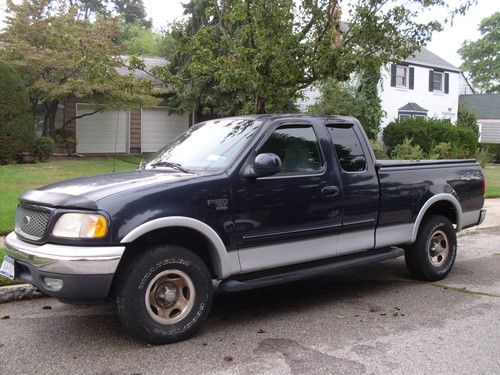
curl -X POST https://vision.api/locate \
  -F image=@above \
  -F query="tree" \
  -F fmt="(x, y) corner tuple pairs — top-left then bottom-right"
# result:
(456, 105), (479, 136)
(113, 0), (151, 27)
(63, 0), (151, 26)
(0, 60), (34, 164)
(0, 0), (159, 137)
(121, 23), (160, 55)
(459, 12), (500, 94)
(156, 0), (476, 117)
(306, 67), (383, 139)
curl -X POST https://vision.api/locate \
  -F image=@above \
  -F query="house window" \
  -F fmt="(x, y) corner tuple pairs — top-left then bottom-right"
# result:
(398, 114), (412, 121)
(433, 71), (443, 92)
(396, 65), (408, 88)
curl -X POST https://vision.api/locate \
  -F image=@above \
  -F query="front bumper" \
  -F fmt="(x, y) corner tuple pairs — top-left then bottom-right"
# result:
(5, 232), (125, 302)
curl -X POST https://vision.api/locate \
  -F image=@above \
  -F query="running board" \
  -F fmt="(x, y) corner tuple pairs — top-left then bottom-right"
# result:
(219, 247), (404, 293)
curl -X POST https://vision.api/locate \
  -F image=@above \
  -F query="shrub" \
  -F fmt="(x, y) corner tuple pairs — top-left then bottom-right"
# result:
(370, 139), (388, 159)
(430, 142), (453, 159)
(391, 138), (425, 160)
(0, 60), (34, 164)
(32, 136), (55, 162)
(456, 105), (479, 136)
(481, 143), (500, 163)
(53, 128), (77, 155)
(474, 147), (494, 167)
(382, 117), (478, 157)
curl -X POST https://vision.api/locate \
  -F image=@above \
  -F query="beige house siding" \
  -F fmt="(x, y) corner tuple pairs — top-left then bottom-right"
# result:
(479, 119), (500, 144)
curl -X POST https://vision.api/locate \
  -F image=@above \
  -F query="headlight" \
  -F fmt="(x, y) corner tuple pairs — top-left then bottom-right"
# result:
(52, 213), (108, 239)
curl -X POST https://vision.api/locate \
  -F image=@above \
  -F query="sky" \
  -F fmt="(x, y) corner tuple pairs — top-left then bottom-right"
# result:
(0, 0), (498, 68)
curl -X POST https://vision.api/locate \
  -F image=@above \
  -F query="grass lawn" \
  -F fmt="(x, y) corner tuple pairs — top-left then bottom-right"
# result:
(0, 156), (141, 234)
(483, 164), (500, 198)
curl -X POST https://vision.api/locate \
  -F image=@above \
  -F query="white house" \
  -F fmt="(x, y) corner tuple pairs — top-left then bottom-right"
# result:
(379, 47), (473, 128)
(298, 47), (475, 131)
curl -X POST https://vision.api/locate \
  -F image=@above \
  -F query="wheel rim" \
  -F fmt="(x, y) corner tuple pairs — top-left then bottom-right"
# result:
(427, 230), (450, 267)
(144, 269), (196, 325)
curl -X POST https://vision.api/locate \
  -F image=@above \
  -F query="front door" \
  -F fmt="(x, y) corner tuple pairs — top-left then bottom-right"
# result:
(230, 120), (343, 273)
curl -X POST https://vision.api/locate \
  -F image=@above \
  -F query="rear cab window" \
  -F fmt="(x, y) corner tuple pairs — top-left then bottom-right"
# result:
(326, 125), (367, 172)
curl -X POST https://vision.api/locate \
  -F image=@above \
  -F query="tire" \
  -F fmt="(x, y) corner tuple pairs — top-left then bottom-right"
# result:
(404, 215), (457, 281)
(115, 244), (213, 345)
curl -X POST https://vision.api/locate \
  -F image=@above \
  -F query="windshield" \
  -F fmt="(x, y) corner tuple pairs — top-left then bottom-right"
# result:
(145, 118), (262, 172)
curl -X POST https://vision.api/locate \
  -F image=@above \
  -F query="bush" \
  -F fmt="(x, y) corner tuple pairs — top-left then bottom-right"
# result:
(32, 136), (55, 162)
(0, 60), (34, 164)
(53, 128), (77, 155)
(370, 139), (388, 159)
(430, 142), (453, 159)
(382, 117), (478, 157)
(391, 138), (425, 160)
(474, 147), (494, 167)
(456, 105), (479, 136)
(481, 143), (500, 163)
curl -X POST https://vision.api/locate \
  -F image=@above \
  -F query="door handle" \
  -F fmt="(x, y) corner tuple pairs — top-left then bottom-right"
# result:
(321, 185), (339, 197)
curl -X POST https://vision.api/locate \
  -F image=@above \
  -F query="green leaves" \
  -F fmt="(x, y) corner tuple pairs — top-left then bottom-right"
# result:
(459, 12), (499, 94)
(159, 0), (463, 117)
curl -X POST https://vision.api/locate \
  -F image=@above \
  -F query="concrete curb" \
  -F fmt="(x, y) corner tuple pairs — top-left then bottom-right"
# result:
(0, 284), (44, 304)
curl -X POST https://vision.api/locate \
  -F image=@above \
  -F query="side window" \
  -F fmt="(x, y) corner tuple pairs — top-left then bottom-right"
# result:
(327, 126), (367, 172)
(259, 125), (323, 174)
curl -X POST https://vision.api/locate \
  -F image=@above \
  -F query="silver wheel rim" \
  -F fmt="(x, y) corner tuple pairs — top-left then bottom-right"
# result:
(144, 269), (196, 325)
(427, 230), (450, 267)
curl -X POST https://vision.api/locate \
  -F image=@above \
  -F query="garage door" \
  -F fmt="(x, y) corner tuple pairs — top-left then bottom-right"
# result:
(76, 104), (128, 153)
(141, 108), (189, 152)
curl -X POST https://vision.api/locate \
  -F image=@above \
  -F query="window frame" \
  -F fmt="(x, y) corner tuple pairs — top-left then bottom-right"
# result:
(252, 121), (327, 178)
(432, 71), (444, 92)
(395, 65), (408, 88)
(326, 123), (368, 174)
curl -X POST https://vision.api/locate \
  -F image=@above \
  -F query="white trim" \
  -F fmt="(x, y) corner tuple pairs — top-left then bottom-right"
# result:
(120, 216), (238, 279)
(411, 193), (463, 242)
(238, 234), (339, 273)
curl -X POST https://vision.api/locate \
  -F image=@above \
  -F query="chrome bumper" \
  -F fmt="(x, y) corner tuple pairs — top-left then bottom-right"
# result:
(5, 232), (125, 275)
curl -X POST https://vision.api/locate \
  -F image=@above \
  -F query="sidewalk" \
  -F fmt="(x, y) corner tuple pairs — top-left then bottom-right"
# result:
(479, 197), (500, 229)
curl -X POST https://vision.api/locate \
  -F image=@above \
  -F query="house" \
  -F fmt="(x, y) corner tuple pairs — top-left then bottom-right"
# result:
(379, 47), (473, 128)
(44, 57), (192, 155)
(298, 47), (474, 131)
(459, 94), (500, 144)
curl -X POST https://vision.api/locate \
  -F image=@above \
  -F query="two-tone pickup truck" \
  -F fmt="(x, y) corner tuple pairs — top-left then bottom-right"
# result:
(1, 115), (486, 344)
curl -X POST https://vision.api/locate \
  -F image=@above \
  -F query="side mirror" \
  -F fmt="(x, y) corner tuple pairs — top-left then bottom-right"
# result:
(243, 153), (282, 178)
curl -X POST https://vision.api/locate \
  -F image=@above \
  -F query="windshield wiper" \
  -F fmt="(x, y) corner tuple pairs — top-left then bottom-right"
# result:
(150, 161), (190, 173)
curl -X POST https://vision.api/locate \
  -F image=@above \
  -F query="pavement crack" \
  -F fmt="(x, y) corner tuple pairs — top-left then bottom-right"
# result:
(431, 284), (500, 298)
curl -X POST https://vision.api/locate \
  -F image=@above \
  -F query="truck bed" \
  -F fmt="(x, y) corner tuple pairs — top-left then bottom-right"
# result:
(376, 159), (478, 169)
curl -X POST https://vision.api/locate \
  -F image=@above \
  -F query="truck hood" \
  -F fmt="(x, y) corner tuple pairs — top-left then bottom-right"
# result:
(19, 170), (199, 210)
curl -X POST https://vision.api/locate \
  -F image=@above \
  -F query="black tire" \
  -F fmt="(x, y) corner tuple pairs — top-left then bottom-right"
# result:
(115, 244), (213, 345)
(404, 215), (457, 281)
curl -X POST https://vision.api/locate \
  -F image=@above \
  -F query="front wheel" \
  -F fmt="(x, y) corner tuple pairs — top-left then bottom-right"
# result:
(115, 244), (213, 344)
(404, 215), (457, 281)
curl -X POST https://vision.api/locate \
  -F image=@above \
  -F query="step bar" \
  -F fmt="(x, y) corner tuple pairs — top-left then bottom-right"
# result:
(219, 247), (404, 292)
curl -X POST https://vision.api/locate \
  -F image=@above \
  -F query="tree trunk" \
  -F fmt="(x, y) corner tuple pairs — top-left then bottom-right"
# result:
(47, 100), (59, 136)
(255, 95), (265, 114)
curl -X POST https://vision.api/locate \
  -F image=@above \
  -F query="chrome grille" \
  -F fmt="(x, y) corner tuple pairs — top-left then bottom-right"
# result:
(15, 206), (50, 240)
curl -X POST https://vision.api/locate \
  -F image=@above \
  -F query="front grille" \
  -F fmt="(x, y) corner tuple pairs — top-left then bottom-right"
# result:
(15, 206), (51, 240)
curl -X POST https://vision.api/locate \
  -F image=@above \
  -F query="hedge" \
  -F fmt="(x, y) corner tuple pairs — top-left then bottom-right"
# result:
(382, 117), (478, 157)
(0, 60), (34, 164)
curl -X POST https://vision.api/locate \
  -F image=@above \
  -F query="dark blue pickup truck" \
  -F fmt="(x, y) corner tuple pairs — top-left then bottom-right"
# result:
(2, 115), (486, 344)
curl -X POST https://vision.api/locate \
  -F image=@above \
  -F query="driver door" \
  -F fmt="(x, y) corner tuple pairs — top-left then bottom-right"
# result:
(230, 120), (343, 272)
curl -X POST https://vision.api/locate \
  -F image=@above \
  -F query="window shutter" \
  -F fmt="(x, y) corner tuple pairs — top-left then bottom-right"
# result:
(390, 64), (396, 87)
(409, 67), (414, 90)
(444, 73), (449, 94)
(429, 70), (434, 92)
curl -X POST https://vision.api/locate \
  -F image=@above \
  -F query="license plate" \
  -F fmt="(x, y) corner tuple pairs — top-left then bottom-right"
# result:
(0, 255), (15, 280)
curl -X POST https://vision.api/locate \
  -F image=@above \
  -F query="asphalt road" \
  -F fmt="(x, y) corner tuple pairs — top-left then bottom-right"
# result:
(1, 227), (499, 375)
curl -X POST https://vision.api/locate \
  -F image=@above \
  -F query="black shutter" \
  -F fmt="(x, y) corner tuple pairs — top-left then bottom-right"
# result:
(429, 70), (434, 92)
(444, 73), (449, 94)
(409, 67), (414, 90)
(390, 64), (397, 87)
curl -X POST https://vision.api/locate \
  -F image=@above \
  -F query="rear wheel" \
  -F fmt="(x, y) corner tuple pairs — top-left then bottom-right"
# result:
(115, 244), (213, 344)
(404, 215), (457, 281)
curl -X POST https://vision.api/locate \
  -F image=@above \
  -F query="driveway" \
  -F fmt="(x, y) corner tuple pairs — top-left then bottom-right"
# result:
(1, 224), (499, 375)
